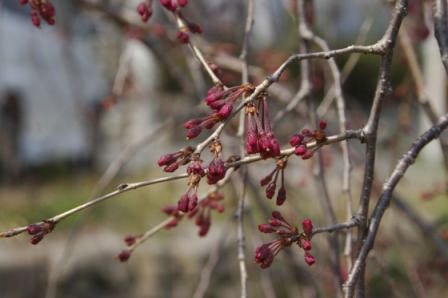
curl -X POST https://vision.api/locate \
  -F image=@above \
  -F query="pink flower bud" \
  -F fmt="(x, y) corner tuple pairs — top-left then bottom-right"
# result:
(302, 240), (312, 251)
(269, 219), (282, 227)
(301, 150), (313, 160)
(319, 120), (327, 130)
(176, 31), (189, 44)
(31, 11), (41, 28)
(30, 233), (43, 245)
(178, 194), (190, 213)
(118, 250), (131, 262)
(276, 187), (286, 206)
(301, 128), (311, 137)
(19, 0), (28, 5)
(184, 118), (202, 129)
(304, 253), (315, 266)
(188, 22), (203, 34)
(260, 173), (273, 186)
(271, 211), (285, 221)
(158, 153), (176, 166)
(258, 224), (275, 233)
(302, 219), (313, 235)
(124, 235), (136, 246)
(289, 134), (303, 146)
(218, 103), (233, 119)
(265, 182), (276, 199)
(178, 0), (188, 7)
(187, 126), (202, 139)
(295, 145), (307, 156)
(188, 194), (198, 211)
(27, 224), (42, 235)
(164, 162), (179, 172)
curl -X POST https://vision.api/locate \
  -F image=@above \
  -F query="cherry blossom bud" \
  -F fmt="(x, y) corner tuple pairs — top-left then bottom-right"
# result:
(302, 219), (313, 236)
(184, 119), (202, 129)
(265, 182), (276, 199)
(124, 235), (136, 246)
(301, 239), (312, 251)
(178, 194), (190, 212)
(258, 224), (275, 233)
(30, 233), (43, 245)
(19, 0), (28, 5)
(188, 22), (203, 34)
(276, 187), (286, 206)
(178, 0), (188, 7)
(188, 194), (198, 211)
(218, 103), (233, 119)
(269, 219), (282, 227)
(165, 218), (178, 229)
(164, 162), (179, 172)
(319, 120), (327, 130)
(176, 31), (189, 44)
(304, 252), (315, 266)
(118, 250), (131, 262)
(31, 11), (41, 28)
(301, 150), (313, 160)
(187, 126), (202, 139)
(158, 153), (176, 166)
(27, 224), (42, 235)
(295, 145), (307, 156)
(289, 134), (303, 146)
(271, 211), (285, 221)
(301, 128), (311, 137)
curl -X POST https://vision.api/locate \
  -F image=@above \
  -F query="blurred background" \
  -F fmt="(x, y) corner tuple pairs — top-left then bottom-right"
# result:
(0, 0), (447, 297)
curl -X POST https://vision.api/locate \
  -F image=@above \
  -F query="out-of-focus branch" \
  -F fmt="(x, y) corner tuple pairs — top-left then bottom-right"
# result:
(432, 0), (448, 74)
(351, 1), (408, 296)
(345, 112), (448, 298)
(398, 25), (448, 171)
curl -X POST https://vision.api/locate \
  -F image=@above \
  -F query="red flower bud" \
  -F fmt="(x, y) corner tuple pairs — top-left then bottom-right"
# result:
(302, 219), (313, 236)
(27, 224), (42, 235)
(301, 150), (313, 160)
(304, 252), (315, 266)
(271, 211), (284, 221)
(319, 120), (327, 130)
(176, 31), (189, 44)
(118, 250), (131, 262)
(124, 235), (136, 246)
(276, 187), (286, 206)
(300, 239), (312, 251)
(178, 0), (188, 7)
(30, 233), (43, 245)
(289, 134), (303, 146)
(186, 126), (202, 139)
(258, 224), (275, 233)
(295, 145), (307, 156)
(218, 103), (233, 119)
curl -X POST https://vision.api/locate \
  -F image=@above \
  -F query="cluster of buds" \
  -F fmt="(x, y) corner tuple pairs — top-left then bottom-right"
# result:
(136, 0), (153, 22)
(157, 146), (194, 173)
(245, 95), (281, 159)
(177, 156), (205, 212)
(26, 220), (55, 245)
(160, 0), (188, 12)
(289, 120), (327, 160)
(117, 234), (142, 262)
(187, 192), (224, 237)
(184, 84), (254, 139)
(260, 158), (288, 205)
(161, 192), (225, 237)
(176, 19), (203, 44)
(255, 211), (315, 268)
(206, 139), (227, 184)
(19, 0), (55, 27)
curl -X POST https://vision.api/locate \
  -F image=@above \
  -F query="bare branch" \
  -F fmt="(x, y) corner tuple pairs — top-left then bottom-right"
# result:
(345, 112), (448, 298)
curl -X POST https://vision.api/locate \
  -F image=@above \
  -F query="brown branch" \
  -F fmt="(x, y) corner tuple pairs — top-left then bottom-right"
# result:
(351, 1), (408, 296)
(432, 0), (448, 74)
(344, 112), (448, 298)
